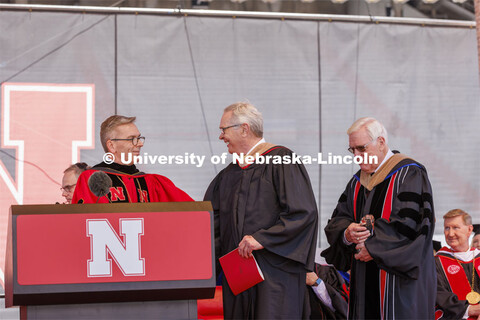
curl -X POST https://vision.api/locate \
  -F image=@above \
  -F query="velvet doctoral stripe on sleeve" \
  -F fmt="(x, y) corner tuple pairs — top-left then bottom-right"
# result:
(322, 158), (436, 319)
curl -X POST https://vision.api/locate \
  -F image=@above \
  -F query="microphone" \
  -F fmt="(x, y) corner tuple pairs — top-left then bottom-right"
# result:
(88, 171), (113, 203)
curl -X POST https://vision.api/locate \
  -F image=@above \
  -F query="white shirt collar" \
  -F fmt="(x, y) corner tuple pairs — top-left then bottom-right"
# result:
(246, 138), (266, 156)
(374, 149), (394, 173)
(449, 247), (480, 262)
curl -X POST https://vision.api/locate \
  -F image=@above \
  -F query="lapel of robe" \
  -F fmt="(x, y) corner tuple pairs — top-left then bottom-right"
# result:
(358, 153), (411, 221)
(235, 142), (277, 239)
(235, 169), (251, 240)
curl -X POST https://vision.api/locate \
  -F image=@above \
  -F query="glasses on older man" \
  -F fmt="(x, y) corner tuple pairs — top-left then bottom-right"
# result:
(348, 137), (377, 154)
(111, 136), (146, 146)
(220, 124), (241, 135)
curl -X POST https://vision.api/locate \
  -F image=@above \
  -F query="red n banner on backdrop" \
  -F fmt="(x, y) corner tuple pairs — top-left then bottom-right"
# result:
(0, 83), (95, 286)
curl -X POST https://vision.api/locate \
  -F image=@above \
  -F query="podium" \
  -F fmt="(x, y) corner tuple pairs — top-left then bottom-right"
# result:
(4, 202), (216, 319)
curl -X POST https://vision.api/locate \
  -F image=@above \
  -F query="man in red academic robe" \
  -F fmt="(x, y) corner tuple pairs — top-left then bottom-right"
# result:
(435, 209), (480, 319)
(72, 115), (192, 204)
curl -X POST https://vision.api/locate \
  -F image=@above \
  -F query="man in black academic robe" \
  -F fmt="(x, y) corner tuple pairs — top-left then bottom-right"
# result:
(204, 102), (318, 319)
(435, 209), (480, 319)
(322, 117), (436, 319)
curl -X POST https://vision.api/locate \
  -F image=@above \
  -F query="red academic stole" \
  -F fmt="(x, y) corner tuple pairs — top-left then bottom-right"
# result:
(438, 254), (480, 301)
(353, 180), (361, 221)
(352, 172), (397, 222)
(353, 172), (398, 320)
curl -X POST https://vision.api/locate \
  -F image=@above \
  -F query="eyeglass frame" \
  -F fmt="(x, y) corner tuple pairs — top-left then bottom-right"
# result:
(60, 183), (77, 193)
(348, 137), (378, 154)
(220, 124), (241, 134)
(110, 136), (146, 146)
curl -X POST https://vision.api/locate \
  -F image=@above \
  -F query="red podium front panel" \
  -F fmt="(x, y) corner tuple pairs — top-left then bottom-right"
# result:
(5, 202), (216, 307)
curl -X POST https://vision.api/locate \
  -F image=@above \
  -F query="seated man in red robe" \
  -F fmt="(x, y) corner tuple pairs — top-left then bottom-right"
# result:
(72, 115), (192, 203)
(435, 209), (480, 319)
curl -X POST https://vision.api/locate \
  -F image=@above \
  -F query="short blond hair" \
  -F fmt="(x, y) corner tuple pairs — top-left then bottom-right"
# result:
(347, 117), (388, 144)
(224, 102), (263, 138)
(100, 115), (136, 152)
(443, 208), (472, 226)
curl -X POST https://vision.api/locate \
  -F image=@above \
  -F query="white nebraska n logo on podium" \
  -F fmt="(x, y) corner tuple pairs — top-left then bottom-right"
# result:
(86, 219), (145, 277)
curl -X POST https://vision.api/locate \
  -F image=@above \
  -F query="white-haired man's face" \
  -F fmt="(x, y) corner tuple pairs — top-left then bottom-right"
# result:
(219, 111), (245, 155)
(348, 127), (386, 174)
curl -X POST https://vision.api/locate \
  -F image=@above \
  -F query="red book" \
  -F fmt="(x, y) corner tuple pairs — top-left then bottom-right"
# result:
(219, 248), (265, 295)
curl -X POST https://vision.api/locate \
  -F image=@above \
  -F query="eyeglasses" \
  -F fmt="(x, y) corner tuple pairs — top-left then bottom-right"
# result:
(220, 124), (241, 135)
(111, 136), (146, 146)
(60, 184), (76, 193)
(348, 138), (377, 154)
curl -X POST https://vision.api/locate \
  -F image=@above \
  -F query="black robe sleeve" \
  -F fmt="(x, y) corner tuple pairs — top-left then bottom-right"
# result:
(321, 179), (358, 272)
(364, 165), (434, 279)
(204, 170), (223, 277)
(250, 148), (319, 270)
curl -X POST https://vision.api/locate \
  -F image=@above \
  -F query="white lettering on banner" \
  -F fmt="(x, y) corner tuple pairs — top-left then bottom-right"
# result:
(0, 83), (95, 205)
(86, 219), (145, 277)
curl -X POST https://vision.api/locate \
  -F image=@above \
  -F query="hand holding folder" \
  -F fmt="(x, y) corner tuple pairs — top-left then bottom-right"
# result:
(219, 248), (265, 295)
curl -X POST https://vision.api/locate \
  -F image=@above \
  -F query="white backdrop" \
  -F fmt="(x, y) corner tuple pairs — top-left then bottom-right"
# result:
(0, 7), (478, 270)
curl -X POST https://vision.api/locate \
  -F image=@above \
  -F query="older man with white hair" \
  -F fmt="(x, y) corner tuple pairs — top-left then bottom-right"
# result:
(205, 102), (318, 319)
(322, 117), (436, 319)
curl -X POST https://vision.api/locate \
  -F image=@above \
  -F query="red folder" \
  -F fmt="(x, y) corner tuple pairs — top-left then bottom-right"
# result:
(219, 248), (264, 295)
